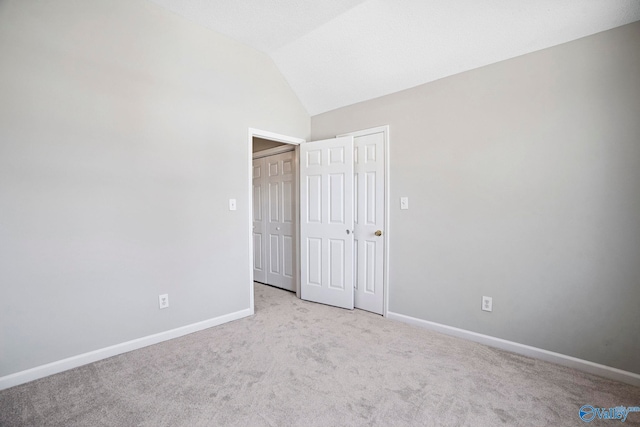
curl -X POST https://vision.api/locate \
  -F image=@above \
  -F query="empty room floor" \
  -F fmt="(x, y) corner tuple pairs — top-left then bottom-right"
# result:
(1, 282), (639, 426)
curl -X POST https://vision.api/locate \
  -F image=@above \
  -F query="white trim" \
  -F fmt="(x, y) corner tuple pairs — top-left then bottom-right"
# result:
(338, 126), (390, 317)
(249, 128), (305, 145)
(387, 311), (640, 387)
(248, 128), (305, 308)
(252, 144), (295, 160)
(383, 127), (391, 317)
(293, 145), (301, 299)
(0, 308), (252, 391)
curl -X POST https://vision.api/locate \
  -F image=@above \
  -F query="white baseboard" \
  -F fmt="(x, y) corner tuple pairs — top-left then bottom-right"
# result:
(0, 308), (252, 391)
(387, 311), (640, 388)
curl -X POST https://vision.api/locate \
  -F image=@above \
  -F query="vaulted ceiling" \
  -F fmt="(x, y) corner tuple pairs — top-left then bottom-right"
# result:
(148, 0), (640, 115)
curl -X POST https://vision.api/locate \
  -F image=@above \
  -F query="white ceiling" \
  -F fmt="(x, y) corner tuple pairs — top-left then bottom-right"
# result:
(148, 0), (640, 116)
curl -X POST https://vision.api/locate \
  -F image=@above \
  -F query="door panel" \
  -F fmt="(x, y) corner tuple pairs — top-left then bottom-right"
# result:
(252, 159), (267, 283)
(265, 151), (296, 291)
(329, 174), (345, 223)
(364, 240), (376, 293)
(300, 136), (354, 309)
(283, 235), (294, 277)
(269, 181), (279, 222)
(353, 131), (385, 314)
(253, 150), (296, 291)
(306, 237), (322, 286)
(328, 239), (345, 289)
(283, 181), (294, 222)
(269, 235), (280, 274)
(306, 175), (322, 222)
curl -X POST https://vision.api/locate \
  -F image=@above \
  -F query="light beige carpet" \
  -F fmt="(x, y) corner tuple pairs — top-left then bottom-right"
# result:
(1, 282), (639, 426)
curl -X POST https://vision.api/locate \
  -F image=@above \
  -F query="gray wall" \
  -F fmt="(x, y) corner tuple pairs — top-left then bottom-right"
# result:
(0, 0), (309, 377)
(312, 22), (640, 374)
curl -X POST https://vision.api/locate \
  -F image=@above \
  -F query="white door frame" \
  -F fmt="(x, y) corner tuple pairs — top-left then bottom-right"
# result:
(338, 125), (390, 317)
(248, 128), (305, 314)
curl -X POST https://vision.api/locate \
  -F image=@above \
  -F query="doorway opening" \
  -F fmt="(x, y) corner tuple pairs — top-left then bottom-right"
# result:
(247, 128), (305, 314)
(252, 137), (297, 293)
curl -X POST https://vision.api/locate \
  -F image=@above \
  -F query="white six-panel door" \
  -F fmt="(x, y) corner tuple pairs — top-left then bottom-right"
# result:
(265, 151), (296, 291)
(353, 131), (385, 314)
(253, 151), (296, 291)
(252, 158), (267, 283)
(300, 136), (354, 309)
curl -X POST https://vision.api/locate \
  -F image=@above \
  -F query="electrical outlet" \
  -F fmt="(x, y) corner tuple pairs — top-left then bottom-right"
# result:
(482, 296), (492, 312)
(400, 197), (409, 210)
(159, 294), (169, 309)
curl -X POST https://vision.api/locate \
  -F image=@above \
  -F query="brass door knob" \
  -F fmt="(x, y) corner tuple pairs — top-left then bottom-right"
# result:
(375, 230), (383, 237)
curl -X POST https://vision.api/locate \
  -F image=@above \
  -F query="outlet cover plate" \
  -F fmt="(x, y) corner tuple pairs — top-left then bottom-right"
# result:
(482, 296), (492, 312)
(159, 294), (169, 309)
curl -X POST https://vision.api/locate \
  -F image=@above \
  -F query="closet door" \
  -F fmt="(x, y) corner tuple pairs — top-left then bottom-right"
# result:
(353, 131), (385, 314)
(252, 158), (267, 283)
(265, 151), (296, 291)
(300, 136), (354, 309)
